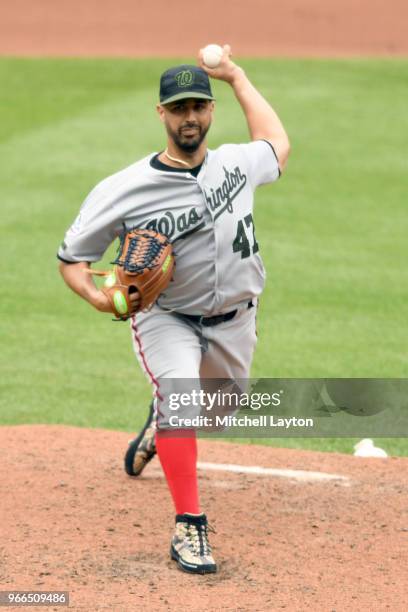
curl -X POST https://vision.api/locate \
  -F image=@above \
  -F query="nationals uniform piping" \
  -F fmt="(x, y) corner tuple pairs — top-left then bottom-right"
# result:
(58, 45), (290, 574)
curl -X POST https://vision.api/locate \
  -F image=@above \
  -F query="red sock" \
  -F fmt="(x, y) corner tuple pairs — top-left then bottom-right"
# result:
(155, 430), (200, 515)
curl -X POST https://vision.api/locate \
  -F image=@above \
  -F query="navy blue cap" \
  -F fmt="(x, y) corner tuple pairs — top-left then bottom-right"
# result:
(159, 65), (215, 105)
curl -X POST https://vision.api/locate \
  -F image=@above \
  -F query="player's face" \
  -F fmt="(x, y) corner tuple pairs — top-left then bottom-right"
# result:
(158, 99), (214, 153)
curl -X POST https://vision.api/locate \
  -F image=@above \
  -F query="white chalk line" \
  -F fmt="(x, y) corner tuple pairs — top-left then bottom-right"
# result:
(197, 461), (349, 483)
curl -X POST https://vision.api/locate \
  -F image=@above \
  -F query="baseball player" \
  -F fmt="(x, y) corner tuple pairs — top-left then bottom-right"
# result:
(58, 45), (290, 574)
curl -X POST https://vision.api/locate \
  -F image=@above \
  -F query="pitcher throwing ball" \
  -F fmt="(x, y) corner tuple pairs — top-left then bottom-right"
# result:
(58, 45), (290, 574)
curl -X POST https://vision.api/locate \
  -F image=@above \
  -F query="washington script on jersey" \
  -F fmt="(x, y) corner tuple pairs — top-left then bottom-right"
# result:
(204, 165), (247, 220)
(144, 206), (204, 240)
(131, 163), (248, 241)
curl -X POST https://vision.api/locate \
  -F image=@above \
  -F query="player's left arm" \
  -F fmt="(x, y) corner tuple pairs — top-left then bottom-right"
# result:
(198, 45), (290, 173)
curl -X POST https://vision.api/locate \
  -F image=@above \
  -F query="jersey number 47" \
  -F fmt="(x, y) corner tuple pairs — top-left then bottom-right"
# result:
(232, 213), (259, 259)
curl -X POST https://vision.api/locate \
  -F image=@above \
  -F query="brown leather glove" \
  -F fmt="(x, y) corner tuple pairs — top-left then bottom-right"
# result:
(88, 229), (174, 320)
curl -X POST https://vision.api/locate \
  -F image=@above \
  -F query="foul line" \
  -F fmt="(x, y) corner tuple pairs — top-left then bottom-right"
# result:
(197, 461), (349, 483)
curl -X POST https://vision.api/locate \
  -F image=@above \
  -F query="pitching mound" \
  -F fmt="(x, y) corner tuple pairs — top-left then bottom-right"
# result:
(0, 425), (406, 611)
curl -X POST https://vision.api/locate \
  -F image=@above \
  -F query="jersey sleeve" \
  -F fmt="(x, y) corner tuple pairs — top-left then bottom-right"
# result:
(239, 140), (281, 188)
(57, 183), (123, 263)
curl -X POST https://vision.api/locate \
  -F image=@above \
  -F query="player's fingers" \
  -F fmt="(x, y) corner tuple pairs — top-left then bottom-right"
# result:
(199, 59), (220, 76)
(198, 50), (211, 74)
(129, 291), (140, 302)
(129, 291), (141, 312)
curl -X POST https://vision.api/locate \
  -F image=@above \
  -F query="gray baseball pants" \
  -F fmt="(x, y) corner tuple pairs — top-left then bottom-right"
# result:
(130, 302), (257, 427)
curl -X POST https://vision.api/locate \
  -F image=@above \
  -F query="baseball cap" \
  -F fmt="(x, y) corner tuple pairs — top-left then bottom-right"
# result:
(159, 65), (215, 105)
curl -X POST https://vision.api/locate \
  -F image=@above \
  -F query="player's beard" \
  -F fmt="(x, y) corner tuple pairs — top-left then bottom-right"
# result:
(168, 122), (210, 153)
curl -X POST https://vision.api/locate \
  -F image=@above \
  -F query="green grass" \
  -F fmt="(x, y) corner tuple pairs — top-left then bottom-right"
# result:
(1, 57), (407, 455)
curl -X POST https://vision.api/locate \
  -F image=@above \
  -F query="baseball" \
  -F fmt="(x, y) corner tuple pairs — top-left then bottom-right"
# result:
(202, 44), (223, 69)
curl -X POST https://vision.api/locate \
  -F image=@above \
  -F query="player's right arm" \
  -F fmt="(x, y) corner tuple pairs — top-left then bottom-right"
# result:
(198, 45), (290, 172)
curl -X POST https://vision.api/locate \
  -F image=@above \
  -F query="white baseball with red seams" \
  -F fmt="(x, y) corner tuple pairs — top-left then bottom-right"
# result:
(202, 44), (223, 68)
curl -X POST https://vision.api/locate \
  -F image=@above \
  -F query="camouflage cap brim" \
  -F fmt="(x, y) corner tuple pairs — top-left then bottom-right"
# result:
(160, 92), (216, 105)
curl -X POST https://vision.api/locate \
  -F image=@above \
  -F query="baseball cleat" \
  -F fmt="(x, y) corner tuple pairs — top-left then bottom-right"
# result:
(124, 402), (157, 476)
(170, 513), (217, 574)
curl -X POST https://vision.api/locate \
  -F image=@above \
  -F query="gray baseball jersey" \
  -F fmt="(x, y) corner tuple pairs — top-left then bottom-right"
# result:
(58, 139), (280, 316)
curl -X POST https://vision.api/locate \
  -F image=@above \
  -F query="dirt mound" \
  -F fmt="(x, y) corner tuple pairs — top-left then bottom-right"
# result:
(0, 425), (407, 610)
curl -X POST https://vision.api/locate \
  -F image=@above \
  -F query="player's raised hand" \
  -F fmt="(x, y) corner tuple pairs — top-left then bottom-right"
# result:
(198, 44), (244, 84)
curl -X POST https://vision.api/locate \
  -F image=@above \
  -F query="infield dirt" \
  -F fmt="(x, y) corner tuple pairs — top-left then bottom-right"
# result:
(1, 425), (407, 611)
(0, 0), (407, 57)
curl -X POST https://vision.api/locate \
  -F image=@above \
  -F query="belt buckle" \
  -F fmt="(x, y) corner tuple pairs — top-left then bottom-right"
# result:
(198, 315), (205, 326)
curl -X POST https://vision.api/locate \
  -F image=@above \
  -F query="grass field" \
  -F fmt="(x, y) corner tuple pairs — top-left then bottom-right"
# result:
(1, 57), (407, 456)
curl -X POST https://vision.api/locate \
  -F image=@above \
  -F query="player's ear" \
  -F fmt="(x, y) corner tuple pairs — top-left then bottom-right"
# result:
(209, 101), (215, 120)
(157, 104), (165, 123)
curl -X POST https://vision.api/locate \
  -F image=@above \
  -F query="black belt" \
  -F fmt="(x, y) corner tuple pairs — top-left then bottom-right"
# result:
(176, 300), (254, 327)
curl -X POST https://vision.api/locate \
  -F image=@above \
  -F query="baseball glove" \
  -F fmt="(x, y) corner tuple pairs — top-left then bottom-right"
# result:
(88, 228), (174, 320)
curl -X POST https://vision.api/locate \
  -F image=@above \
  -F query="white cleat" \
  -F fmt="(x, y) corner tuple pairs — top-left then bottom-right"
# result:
(170, 513), (217, 574)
